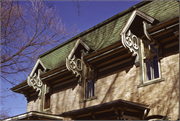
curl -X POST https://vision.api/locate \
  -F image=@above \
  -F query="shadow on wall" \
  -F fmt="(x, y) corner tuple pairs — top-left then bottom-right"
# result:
(146, 53), (179, 119)
(41, 52), (178, 119)
(93, 52), (179, 119)
(97, 65), (135, 104)
(49, 80), (80, 114)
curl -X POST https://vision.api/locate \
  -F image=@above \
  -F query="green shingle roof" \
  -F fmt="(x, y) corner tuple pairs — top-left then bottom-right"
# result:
(38, 1), (179, 71)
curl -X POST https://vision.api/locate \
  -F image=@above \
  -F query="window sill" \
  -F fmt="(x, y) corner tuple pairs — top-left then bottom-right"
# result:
(137, 78), (165, 88)
(79, 96), (97, 103)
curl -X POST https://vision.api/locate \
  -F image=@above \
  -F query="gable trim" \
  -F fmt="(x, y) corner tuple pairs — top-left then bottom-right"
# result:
(67, 39), (90, 59)
(29, 59), (47, 77)
(120, 9), (156, 35)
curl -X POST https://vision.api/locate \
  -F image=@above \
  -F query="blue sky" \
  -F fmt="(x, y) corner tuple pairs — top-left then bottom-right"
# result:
(1, 1), (141, 118)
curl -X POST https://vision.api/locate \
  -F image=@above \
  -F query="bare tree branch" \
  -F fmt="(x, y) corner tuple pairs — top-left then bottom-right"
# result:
(1, 1), (77, 85)
(0, 2), (79, 119)
(0, 108), (11, 120)
(73, 1), (83, 16)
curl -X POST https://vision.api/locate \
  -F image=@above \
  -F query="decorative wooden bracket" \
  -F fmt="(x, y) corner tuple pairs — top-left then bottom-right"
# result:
(27, 69), (43, 98)
(121, 30), (140, 66)
(142, 21), (159, 48)
(66, 52), (85, 86)
(112, 107), (127, 120)
(142, 21), (160, 60)
(120, 9), (159, 67)
(27, 59), (47, 98)
(66, 39), (96, 86)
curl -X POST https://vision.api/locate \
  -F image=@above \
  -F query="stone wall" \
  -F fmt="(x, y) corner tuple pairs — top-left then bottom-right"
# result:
(27, 97), (41, 112)
(27, 52), (179, 120)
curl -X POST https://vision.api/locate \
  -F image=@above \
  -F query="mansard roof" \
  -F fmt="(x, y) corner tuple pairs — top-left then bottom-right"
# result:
(11, 1), (179, 92)
(37, 1), (179, 71)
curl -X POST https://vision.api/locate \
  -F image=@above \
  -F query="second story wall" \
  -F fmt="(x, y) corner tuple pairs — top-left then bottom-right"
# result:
(27, 51), (179, 120)
(27, 96), (41, 112)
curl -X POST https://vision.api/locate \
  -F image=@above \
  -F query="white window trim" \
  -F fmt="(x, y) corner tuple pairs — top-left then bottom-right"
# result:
(138, 39), (164, 88)
(41, 84), (51, 112)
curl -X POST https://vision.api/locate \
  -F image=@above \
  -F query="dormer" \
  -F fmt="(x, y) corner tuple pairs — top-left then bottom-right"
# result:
(66, 39), (97, 101)
(66, 39), (95, 85)
(67, 39), (93, 60)
(120, 9), (165, 87)
(120, 9), (159, 67)
(27, 59), (47, 98)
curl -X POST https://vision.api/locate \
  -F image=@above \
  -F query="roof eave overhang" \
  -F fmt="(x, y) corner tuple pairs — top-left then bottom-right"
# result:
(59, 99), (150, 120)
(3, 111), (63, 121)
(11, 16), (179, 94)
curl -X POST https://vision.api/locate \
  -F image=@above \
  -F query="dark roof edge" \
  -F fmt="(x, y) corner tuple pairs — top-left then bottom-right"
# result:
(38, 1), (151, 58)
(58, 99), (149, 117)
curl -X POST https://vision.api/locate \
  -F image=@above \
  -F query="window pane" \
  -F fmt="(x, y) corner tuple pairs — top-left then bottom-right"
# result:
(145, 60), (151, 81)
(46, 86), (50, 93)
(85, 80), (88, 99)
(151, 59), (154, 79)
(87, 81), (90, 99)
(85, 79), (95, 99)
(153, 55), (159, 78)
(91, 79), (95, 97)
(44, 93), (50, 109)
(154, 47), (158, 54)
(151, 44), (157, 53)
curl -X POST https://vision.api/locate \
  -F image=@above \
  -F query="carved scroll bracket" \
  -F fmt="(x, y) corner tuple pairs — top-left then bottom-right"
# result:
(121, 20), (159, 66)
(121, 30), (140, 66)
(66, 54), (85, 86)
(27, 69), (43, 98)
(142, 21), (160, 60)
(66, 51), (97, 86)
(112, 107), (127, 120)
(66, 39), (96, 86)
(142, 21), (159, 47)
(120, 9), (159, 67)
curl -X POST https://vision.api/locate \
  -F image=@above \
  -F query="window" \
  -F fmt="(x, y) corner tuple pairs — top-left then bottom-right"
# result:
(85, 79), (95, 99)
(138, 39), (164, 87)
(144, 55), (159, 81)
(66, 39), (97, 102)
(143, 43), (159, 82)
(44, 93), (50, 109)
(41, 84), (50, 111)
(82, 66), (97, 101)
(44, 85), (50, 109)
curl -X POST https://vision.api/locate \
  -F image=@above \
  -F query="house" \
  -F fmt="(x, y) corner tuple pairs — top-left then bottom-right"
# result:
(4, 1), (179, 120)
